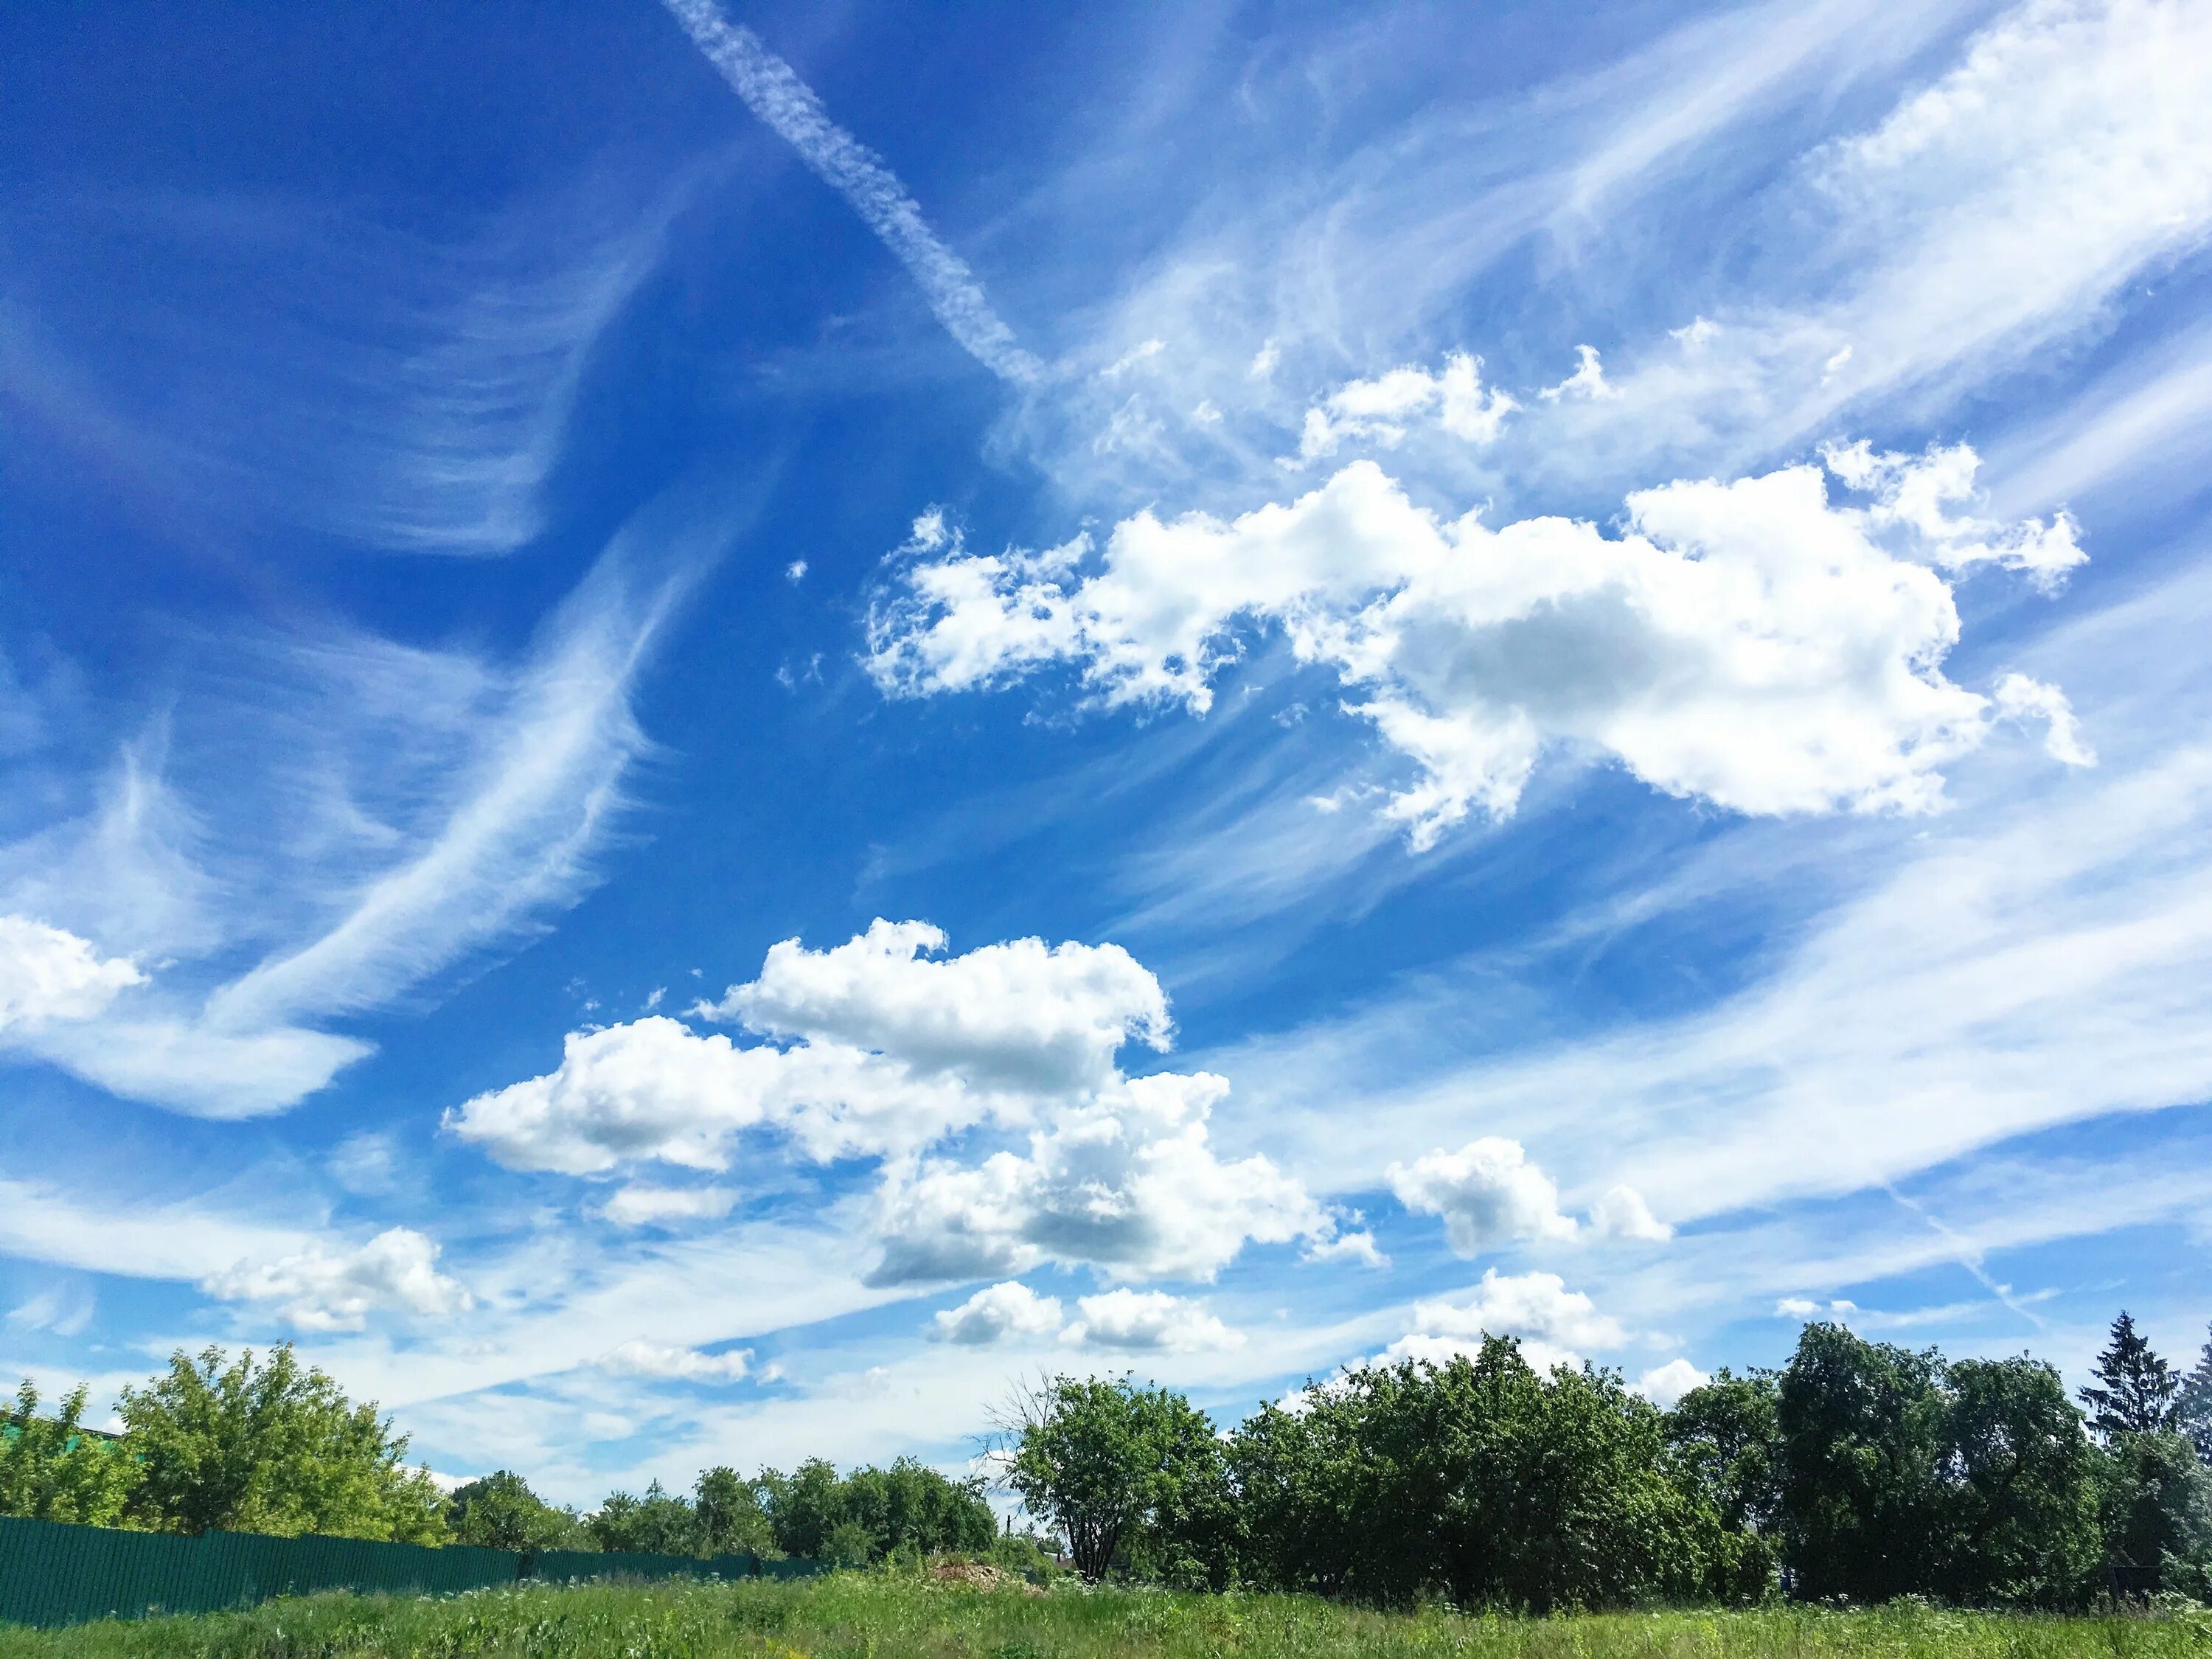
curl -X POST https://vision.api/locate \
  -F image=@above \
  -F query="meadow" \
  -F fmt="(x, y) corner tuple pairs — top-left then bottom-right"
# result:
(0, 1573), (2205, 1659)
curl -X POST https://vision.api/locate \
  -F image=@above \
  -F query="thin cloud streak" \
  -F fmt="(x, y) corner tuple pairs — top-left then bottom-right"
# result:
(662, 0), (1043, 383)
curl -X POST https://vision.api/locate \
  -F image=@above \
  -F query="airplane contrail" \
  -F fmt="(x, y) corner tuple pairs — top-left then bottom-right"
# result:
(662, 0), (1043, 384)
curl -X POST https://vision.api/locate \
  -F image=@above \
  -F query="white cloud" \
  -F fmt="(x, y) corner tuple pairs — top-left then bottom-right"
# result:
(1064, 1288), (1242, 1352)
(1537, 344), (1618, 402)
(1295, 352), (1515, 461)
(1633, 1357), (1709, 1408)
(601, 1184), (737, 1227)
(870, 455), (2067, 849)
(599, 1338), (754, 1383)
(928, 1281), (1067, 1346)
(870, 1069), (1338, 1284)
(1384, 1269), (1627, 1372)
(1587, 1184), (1672, 1241)
(1822, 441), (2084, 589)
(699, 917), (1169, 1096)
(1385, 1137), (1578, 1254)
(1777, 1296), (1857, 1320)
(661, 0), (1041, 383)
(0, 916), (144, 1032)
(201, 1228), (472, 1332)
(1993, 672), (2095, 768)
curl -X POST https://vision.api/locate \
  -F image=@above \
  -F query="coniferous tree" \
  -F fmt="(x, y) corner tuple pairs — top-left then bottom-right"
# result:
(2177, 1322), (2212, 1466)
(2079, 1312), (2178, 1441)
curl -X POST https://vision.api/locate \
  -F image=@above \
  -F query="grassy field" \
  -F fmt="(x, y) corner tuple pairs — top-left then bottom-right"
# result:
(1, 1573), (2205, 1659)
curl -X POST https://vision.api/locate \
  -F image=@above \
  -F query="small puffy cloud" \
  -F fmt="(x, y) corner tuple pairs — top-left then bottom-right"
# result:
(1587, 1183), (1672, 1241)
(1385, 1269), (1627, 1372)
(1993, 672), (2095, 767)
(600, 1183), (737, 1227)
(1064, 1288), (1242, 1352)
(869, 456), (2071, 850)
(1776, 1296), (1858, 1321)
(201, 1228), (471, 1332)
(870, 1070), (1338, 1284)
(1634, 1358), (1711, 1409)
(600, 1338), (753, 1383)
(1296, 352), (1515, 460)
(928, 1281), (1066, 1346)
(1386, 1138), (1577, 1254)
(1538, 344), (1618, 402)
(0, 917), (144, 1032)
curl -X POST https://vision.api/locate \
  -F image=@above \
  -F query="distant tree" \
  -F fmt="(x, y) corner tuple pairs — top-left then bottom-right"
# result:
(0, 1381), (134, 1527)
(841, 1457), (998, 1564)
(2093, 1430), (2212, 1597)
(117, 1346), (446, 1543)
(1000, 1374), (1229, 1584)
(759, 1458), (846, 1560)
(447, 1470), (588, 1552)
(1937, 1356), (2100, 1605)
(588, 1481), (698, 1555)
(2079, 1313), (2177, 1441)
(1775, 1323), (1947, 1601)
(693, 1466), (775, 1557)
(2174, 1323), (2212, 1467)
(1666, 1368), (1784, 1598)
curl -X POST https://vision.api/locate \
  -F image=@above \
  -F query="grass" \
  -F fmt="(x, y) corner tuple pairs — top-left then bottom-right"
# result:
(1, 1574), (2205, 1659)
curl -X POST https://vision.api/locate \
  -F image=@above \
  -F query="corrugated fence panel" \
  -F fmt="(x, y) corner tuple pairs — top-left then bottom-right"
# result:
(0, 1515), (823, 1629)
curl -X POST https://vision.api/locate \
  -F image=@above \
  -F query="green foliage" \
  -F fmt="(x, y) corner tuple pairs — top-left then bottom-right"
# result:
(1938, 1356), (2101, 1605)
(2080, 1313), (2179, 1441)
(5, 1576), (2211, 1659)
(2174, 1322), (2212, 1466)
(1004, 1374), (1231, 1585)
(588, 1480), (699, 1554)
(0, 1382), (133, 1528)
(115, 1346), (447, 1543)
(2093, 1430), (2212, 1596)
(1666, 1368), (1783, 1599)
(693, 1465), (775, 1557)
(446, 1469), (590, 1551)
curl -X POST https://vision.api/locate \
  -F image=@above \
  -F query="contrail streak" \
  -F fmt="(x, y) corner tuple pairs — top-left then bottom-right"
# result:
(662, 0), (1043, 384)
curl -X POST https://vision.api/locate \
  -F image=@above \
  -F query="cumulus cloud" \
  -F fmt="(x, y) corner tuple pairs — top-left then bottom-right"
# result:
(1386, 1138), (1578, 1254)
(1822, 441), (2084, 589)
(0, 917), (144, 1032)
(600, 1338), (754, 1382)
(1993, 672), (2095, 768)
(1064, 1288), (1242, 1352)
(1537, 344), (1618, 402)
(1295, 352), (1516, 460)
(201, 1227), (471, 1332)
(1776, 1296), (1857, 1321)
(869, 455), (2073, 849)
(1587, 1183), (1672, 1241)
(600, 1183), (737, 1227)
(871, 1069), (1339, 1284)
(928, 1280), (1066, 1346)
(1384, 1269), (1627, 1373)
(1633, 1357), (1709, 1409)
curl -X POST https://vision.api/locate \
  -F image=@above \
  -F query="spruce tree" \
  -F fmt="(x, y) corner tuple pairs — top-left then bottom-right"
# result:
(2078, 1312), (2177, 1440)
(2177, 1321), (2212, 1465)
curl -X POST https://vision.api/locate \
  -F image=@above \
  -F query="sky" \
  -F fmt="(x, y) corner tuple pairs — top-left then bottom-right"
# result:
(1, 0), (2209, 1503)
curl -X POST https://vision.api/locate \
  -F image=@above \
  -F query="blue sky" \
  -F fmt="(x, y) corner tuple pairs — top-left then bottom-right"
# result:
(3, 0), (2210, 1501)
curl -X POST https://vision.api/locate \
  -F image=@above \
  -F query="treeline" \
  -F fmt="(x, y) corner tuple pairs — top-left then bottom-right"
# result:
(0, 1346), (1002, 1568)
(1006, 1314), (2212, 1609)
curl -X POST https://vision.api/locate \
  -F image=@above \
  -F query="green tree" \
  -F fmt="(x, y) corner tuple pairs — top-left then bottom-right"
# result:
(1001, 1374), (1230, 1584)
(760, 1458), (846, 1559)
(2094, 1430), (2212, 1596)
(694, 1466), (775, 1557)
(841, 1457), (998, 1564)
(1775, 1322), (1947, 1601)
(2079, 1312), (2177, 1441)
(588, 1480), (698, 1554)
(1937, 1356), (2100, 1605)
(0, 1381), (135, 1526)
(1666, 1368), (1784, 1599)
(2174, 1322), (2212, 1466)
(447, 1470), (589, 1551)
(117, 1346), (447, 1543)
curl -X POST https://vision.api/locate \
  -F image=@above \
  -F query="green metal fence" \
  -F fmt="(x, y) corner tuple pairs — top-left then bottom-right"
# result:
(0, 1514), (824, 1629)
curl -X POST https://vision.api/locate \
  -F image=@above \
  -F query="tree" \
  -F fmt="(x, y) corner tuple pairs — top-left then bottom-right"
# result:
(1666, 1368), (1784, 1599)
(1000, 1374), (1229, 1584)
(447, 1470), (589, 1552)
(2079, 1312), (2177, 1441)
(1775, 1323), (1948, 1601)
(588, 1481), (698, 1554)
(2093, 1430), (2212, 1596)
(0, 1381), (134, 1526)
(1937, 1356), (2100, 1605)
(840, 1457), (998, 1564)
(693, 1466), (775, 1557)
(2174, 1323), (2212, 1467)
(117, 1346), (447, 1543)
(759, 1458), (846, 1560)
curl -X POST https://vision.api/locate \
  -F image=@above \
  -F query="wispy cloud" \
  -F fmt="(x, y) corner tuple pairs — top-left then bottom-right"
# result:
(661, 0), (1042, 383)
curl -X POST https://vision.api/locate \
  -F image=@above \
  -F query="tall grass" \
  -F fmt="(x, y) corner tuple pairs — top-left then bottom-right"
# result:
(1, 1574), (2205, 1659)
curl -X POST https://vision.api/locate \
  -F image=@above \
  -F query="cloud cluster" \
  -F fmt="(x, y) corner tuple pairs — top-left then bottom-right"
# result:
(1294, 353), (1515, 461)
(1387, 1138), (1669, 1252)
(0, 916), (143, 1032)
(1383, 1269), (1626, 1372)
(200, 1227), (471, 1332)
(869, 452), (2086, 849)
(451, 922), (1345, 1286)
(600, 1338), (754, 1383)
(928, 1280), (1239, 1352)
